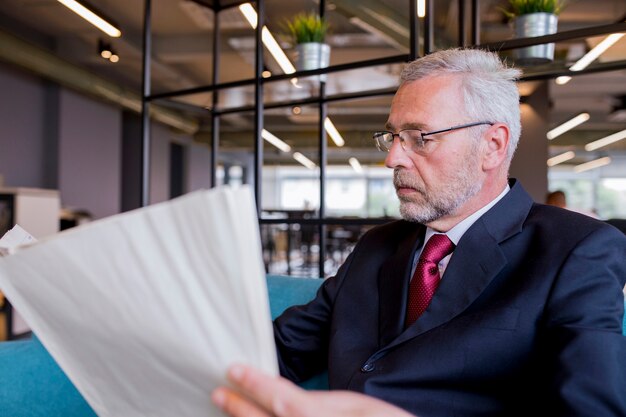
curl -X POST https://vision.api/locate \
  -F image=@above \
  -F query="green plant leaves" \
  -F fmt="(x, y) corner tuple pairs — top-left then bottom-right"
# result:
(504, 0), (566, 18)
(286, 12), (329, 44)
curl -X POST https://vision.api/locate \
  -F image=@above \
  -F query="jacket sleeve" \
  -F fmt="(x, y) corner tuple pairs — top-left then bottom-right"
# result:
(542, 225), (626, 416)
(272, 247), (358, 382)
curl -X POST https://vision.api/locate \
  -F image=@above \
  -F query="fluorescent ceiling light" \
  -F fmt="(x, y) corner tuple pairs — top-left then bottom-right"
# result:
(546, 112), (590, 140)
(584, 128), (626, 151)
(555, 32), (624, 85)
(417, 0), (426, 18)
(570, 33), (625, 72)
(349, 157), (363, 173)
(574, 156), (611, 173)
(547, 151), (575, 167)
(293, 152), (317, 169)
(238, 3), (296, 74)
(57, 0), (121, 38)
(262, 27), (296, 74)
(238, 3), (257, 27)
(261, 129), (291, 152)
(555, 76), (571, 85)
(324, 118), (345, 147)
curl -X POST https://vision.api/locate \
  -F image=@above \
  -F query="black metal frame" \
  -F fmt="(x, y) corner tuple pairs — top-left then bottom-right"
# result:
(140, 0), (152, 207)
(0, 193), (14, 340)
(140, 0), (626, 277)
(0, 193), (32, 340)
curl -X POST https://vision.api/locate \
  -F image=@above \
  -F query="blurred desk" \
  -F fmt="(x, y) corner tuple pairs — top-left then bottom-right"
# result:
(262, 209), (316, 276)
(324, 224), (363, 272)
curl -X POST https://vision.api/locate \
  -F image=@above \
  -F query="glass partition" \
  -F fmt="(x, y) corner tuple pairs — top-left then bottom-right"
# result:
(142, 0), (626, 277)
(262, 104), (321, 213)
(218, 111), (255, 189)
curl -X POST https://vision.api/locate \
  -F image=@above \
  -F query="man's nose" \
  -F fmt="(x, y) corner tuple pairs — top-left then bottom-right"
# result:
(385, 137), (409, 169)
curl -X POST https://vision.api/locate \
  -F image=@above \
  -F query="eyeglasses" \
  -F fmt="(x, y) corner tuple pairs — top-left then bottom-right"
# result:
(373, 121), (493, 154)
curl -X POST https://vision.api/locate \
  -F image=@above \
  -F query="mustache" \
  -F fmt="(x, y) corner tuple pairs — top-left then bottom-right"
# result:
(393, 169), (424, 192)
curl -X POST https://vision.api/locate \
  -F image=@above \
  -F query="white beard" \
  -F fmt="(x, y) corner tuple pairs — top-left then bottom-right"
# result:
(393, 150), (483, 224)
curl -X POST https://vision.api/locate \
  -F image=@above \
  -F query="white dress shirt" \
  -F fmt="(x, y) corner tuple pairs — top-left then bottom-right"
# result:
(411, 184), (510, 279)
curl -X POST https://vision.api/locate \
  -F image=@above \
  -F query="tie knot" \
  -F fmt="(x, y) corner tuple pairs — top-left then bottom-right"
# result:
(420, 234), (455, 264)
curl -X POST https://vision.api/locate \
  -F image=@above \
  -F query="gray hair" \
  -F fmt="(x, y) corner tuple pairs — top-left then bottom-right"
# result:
(400, 48), (522, 164)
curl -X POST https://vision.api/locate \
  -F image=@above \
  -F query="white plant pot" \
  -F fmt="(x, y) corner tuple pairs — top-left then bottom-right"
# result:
(513, 12), (558, 65)
(295, 42), (330, 81)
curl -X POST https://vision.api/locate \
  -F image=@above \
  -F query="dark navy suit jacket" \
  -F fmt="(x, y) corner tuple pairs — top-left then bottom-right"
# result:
(274, 179), (626, 417)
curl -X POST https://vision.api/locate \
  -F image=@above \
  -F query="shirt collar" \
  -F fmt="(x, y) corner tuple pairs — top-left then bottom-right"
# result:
(424, 184), (510, 246)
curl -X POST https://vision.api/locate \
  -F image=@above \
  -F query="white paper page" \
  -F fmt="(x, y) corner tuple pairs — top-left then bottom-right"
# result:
(0, 224), (36, 256)
(0, 186), (277, 417)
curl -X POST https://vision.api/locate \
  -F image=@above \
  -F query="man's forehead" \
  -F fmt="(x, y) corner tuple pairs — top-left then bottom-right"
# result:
(385, 119), (429, 131)
(386, 89), (433, 131)
(395, 75), (464, 102)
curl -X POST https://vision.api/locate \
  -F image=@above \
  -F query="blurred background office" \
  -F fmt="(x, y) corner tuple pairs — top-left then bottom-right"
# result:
(0, 0), (625, 283)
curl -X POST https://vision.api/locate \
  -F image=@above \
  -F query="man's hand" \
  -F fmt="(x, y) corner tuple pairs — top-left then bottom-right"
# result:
(212, 364), (415, 417)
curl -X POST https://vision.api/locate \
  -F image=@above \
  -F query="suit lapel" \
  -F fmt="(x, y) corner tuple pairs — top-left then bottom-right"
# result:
(380, 179), (533, 352)
(378, 225), (425, 347)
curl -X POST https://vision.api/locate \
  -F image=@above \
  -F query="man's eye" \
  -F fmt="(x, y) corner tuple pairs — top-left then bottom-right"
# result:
(405, 132), (422, 141)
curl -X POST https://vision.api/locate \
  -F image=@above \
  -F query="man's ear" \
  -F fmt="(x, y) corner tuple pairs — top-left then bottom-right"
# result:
(482, 123), (510, 171)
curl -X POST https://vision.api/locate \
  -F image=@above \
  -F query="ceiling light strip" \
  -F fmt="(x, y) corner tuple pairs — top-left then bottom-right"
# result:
(546, 112), (590, 140)
(569, 33), (625, 72)
(555, 76), (571, 85)
(547, 151), (575, 167)
(57, 0), (121, 38)
(324, 118), (345, 147)
(261, 129), (291, 152)
(417, 0), (426, 18)
(556, 32), (625, 85)
(239, 4), (296, 74)
(293, 152), (317, 169)
(261, 27), (296, 74)
(238, 3), (258, 28)
(584, 128), (626, 151)
(574, 157), (611, 173)
(349, 157), (363, 173)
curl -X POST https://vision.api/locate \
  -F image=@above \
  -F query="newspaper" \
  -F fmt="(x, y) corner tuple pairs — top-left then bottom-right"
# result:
(0, 186), (277, 417)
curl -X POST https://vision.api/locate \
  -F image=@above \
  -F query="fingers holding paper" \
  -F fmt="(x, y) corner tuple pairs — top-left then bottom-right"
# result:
(211, 364), (288, 417)
(211, 364), (415, 417)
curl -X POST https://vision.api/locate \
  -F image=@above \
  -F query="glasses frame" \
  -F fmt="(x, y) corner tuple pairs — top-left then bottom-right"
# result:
(373, 121), (494, 153)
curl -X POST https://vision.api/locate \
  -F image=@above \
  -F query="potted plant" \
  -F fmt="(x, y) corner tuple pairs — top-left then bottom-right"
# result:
(503, 0), (566, 64)
(286, 12), (330, 76)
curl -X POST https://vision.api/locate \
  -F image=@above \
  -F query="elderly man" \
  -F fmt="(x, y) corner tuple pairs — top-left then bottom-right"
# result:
(215, 48), (626, 417)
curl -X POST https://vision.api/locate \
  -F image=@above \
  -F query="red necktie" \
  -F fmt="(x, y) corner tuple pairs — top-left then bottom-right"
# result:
(405, 234), (455, 327)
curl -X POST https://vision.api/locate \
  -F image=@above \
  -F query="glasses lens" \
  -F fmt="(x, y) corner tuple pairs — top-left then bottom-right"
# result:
(374, 132), (392, 152)
(401, 130), (424, 152)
